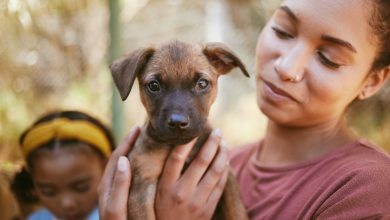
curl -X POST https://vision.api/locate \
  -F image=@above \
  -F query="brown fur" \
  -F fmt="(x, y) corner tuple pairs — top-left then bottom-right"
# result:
(110, 40), (249, 220)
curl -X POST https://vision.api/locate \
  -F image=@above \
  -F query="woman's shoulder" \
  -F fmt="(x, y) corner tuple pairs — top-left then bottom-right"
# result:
(344, 139), (390, 168)
(317, 141), (390, 218)
(229, 141), (261, 159)
(228, 140), (262, 172)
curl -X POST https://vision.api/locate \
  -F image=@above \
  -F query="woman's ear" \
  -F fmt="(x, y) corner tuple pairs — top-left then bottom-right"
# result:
(358, 66), (390, 100)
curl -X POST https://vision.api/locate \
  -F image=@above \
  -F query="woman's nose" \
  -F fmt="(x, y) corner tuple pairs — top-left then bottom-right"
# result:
(274, 42), (309, 82)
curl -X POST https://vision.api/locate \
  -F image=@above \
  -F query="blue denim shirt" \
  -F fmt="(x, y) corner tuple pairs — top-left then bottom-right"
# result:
(27, 207), (99, 220)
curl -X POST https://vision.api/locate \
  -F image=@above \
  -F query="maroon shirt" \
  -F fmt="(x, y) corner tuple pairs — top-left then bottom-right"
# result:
(230, 139), (390, 220)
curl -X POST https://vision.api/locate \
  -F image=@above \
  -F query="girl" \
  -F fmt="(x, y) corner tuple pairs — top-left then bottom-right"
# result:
(99, 0), (390, 219)
(13, 110), (114, 220)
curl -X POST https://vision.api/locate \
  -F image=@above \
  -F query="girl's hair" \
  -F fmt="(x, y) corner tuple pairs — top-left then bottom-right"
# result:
(370, 0), (390, 71)
(11, 110), (115, 204)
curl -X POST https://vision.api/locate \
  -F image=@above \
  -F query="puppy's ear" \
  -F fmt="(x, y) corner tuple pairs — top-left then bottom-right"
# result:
(203, 42), (249, 77)
(110, 47), (155, 101)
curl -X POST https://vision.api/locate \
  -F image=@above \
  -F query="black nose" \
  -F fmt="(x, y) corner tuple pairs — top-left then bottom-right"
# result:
(167, 113), (189, 130)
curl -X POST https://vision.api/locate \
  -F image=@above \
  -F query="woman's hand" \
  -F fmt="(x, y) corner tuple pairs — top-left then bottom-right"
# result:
(155, 129), (230, 220)
(98, 127), (140, 220)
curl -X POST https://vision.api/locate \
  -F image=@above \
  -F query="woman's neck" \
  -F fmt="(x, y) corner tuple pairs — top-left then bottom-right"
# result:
(258, 118), (357, 166)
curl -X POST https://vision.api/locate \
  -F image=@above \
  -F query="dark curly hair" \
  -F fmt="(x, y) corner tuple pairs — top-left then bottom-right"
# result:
(369, 0), (390, 72)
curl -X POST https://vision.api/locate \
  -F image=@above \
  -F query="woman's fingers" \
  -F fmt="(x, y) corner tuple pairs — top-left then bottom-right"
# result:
(155, 129), (229, 220)
(98, 126), (140, 198)
(204, 168), (229, 217)
(100, 156), (131, 220)
(158, 138), (197, 188)
(98, 127), (140, 220)
(193, 143), (229, 204)
(178, 129), (222, 189)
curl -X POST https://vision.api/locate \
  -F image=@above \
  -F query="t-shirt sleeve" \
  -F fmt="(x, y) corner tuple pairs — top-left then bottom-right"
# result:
(315, 164), (390, 219)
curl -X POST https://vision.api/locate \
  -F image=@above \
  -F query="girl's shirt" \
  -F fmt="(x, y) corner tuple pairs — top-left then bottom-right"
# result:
(27, 207), (99, 220)
(230, 139), (390, 220)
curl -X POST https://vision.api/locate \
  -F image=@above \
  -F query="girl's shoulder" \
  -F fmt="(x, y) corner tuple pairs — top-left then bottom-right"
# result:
(27, 208), (54, 220)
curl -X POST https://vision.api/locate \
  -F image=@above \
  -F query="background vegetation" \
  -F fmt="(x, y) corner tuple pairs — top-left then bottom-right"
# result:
(1, 0), (389, 177)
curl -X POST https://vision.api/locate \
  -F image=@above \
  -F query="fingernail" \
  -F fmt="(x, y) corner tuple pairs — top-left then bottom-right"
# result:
(220, 140), (227, 148)
(117, 156), (128, 172)
(213, 128), (222, 137)
(130, 126), (139, 133)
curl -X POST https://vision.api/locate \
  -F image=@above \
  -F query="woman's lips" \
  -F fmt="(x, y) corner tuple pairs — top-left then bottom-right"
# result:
(263, 80), (298, 103)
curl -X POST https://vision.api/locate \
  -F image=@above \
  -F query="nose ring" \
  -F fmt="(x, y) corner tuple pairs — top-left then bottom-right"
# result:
(291, 74), (301, 82)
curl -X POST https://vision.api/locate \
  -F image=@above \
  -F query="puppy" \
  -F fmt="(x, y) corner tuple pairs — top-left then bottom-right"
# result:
(110, 40), (249, 220)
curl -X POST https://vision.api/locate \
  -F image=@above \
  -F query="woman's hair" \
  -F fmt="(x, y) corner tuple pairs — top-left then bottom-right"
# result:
(11, 110), (115, 205)
(369, 0), (390, 71)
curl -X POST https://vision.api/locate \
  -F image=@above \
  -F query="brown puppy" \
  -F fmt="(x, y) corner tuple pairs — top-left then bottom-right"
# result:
(110, 40), (249, 220)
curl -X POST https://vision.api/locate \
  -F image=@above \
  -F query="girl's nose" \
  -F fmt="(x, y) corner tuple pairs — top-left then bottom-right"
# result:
(59, 194), (77, 211)
(274, 42), (309, 82)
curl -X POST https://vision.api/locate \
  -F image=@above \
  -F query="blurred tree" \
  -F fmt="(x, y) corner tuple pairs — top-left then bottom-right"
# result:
(108, 0), (125, 143)
(0, 0), (111, 164)
(0, 0), (389, 170)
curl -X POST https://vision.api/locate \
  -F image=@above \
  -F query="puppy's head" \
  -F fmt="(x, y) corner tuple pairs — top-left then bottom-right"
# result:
(110, 40), (249, 145)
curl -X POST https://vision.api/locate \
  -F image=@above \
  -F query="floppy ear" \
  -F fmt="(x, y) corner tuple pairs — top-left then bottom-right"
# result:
(357, 66), (390, 100)
(203, 42), (249, 77)
(110, 47), (155, 101)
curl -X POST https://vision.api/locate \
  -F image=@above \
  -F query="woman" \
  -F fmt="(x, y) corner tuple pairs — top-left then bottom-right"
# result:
(99, 0), (390, 219)
(12, 110), (115, 220)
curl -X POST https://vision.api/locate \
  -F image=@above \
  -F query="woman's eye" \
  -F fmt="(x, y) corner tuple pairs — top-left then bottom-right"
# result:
(196, 78), (209, 90)
(147, 80), (161, 92)
(317, 51), (341, 69)
(272, 27), (293, 39)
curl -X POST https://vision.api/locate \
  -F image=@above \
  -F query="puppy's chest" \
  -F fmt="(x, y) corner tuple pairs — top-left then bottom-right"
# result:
(128, 134), (171, 181)
(127, 130), (208, 181)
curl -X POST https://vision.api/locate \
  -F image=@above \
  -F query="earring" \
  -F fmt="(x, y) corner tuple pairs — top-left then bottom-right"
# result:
(358, 91), (366, 99)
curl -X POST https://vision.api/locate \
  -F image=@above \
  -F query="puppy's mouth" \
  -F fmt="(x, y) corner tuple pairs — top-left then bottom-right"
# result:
(146, 123), (199, 145)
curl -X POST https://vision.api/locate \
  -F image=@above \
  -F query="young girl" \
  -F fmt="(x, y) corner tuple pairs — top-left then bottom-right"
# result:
(98, 0), (390, 219)
(13, 110), (115, 220)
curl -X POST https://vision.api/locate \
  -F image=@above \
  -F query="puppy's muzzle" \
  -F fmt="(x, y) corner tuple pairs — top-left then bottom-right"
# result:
(167, 113), (190, 130)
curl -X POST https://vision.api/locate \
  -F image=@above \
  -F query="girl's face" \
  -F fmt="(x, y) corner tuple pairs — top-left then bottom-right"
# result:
(30, 143), (104, 220)
(256, 0), (379, 127)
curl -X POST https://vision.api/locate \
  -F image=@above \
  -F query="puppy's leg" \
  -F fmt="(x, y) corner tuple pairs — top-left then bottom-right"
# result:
(128, 178), (157, 220)
(213, 172), (248, 220)
(127, 140), (169, 220)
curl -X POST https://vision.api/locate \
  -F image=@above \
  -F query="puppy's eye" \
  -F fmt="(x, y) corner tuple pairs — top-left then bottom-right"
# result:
(147, 80), (161, 92)
(197, 78), (209, 90)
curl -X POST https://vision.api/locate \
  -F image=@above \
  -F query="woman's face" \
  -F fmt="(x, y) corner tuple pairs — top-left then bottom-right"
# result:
(31, 143), (104, 220)
(255, 0), (378, 127)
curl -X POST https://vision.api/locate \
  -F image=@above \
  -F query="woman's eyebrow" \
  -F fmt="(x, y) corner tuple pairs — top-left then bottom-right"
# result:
(279, 5), (299, 23)
(321, 35), (357, 53)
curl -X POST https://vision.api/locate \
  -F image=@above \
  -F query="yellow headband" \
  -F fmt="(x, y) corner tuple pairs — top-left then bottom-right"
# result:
(21, 118), (112, 159)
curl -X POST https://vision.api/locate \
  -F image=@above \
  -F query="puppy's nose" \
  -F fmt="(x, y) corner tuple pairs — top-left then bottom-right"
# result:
(167, 113), (189, 130)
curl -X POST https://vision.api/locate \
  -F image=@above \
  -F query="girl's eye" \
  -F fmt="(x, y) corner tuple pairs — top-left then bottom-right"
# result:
(317, 51), (341, 69)
(272, 27), (293, 39)
(147, 80), (161, 92)
(39, 188), (57, 197)
(196, 78), (209, 90)
(74, 183), (90, 193)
